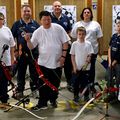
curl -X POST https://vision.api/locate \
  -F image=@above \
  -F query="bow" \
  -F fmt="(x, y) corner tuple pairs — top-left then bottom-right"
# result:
(34, 60), (58, 92)
(19, 29), (58, 92)
(0, 44), (15, 91)
(0, 63), (15, 94)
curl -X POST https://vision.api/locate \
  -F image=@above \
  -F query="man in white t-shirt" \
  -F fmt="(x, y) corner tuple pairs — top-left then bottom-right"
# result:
(25, 11), (70, 111)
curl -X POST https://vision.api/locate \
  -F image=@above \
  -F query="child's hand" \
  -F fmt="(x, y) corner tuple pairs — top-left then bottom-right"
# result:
(86, 55), (91, 63)
(24, 33), (31, 42)
(14, 51), (19, 58)
(81, 63), (88, 71)
(112, 60), (117, 67)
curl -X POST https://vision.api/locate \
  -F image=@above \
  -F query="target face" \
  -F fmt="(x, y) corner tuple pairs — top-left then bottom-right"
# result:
(44, 5), (76, 27)
(112, 5), (120, 34)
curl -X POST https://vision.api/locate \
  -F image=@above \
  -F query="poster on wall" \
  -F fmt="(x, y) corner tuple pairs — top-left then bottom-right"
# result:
(112, 5), (120, 34)
(44, 5), (76, 27)
(0, 6), (6, 26)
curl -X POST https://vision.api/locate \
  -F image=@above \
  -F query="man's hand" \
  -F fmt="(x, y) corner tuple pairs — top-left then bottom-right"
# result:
(24, 33), (31, 42)
(112, 60), (117, 67)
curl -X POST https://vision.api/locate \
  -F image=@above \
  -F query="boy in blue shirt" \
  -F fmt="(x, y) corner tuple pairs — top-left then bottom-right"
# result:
(105, 21), (120, 102)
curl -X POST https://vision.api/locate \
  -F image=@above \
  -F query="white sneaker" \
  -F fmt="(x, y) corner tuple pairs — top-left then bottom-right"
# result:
(118, 93), (120, 101)
(31, 105), (48, 111)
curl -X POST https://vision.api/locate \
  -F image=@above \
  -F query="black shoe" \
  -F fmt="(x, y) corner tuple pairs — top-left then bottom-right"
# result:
(73, 96), (80, 103)
(67, 85), (74, 93)
(50, 101), (57, 108)
(31, 104), (48, 111)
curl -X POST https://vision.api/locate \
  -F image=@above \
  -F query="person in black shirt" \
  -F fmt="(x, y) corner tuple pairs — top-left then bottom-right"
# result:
(105, 21), (120, 102)
(11, 4), (39, 99)
(51, 1), (72, 88)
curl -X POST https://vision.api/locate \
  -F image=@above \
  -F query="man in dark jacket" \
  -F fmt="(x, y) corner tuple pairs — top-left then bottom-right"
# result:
(11, 4), (39, 99)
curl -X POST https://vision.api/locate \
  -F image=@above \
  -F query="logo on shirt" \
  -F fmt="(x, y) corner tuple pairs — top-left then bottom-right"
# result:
(63, 22), (68, 26)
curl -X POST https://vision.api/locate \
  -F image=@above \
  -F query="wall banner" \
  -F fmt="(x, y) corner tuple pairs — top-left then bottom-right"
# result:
(44, 5), (76, 27)
(112, 5), (120, 34)
(0, 6), (7, 26)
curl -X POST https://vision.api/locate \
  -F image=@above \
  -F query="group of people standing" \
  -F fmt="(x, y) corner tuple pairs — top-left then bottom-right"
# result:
(0, 0), (119, 111)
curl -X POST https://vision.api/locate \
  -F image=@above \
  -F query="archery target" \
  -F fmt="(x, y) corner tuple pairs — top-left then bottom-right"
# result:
(44, 5), (76, 27)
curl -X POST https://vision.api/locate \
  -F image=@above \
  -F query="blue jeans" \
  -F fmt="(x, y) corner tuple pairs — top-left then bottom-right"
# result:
(73, 71), (90, 98)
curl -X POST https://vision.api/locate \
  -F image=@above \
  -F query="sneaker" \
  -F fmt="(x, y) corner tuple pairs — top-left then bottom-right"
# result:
(31, 105), (48, 111)
(50, 101), (57, 108)
(73, 96), (80, 103)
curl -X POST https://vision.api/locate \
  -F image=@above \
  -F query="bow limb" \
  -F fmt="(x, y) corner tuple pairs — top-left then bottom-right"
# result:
(8, 104), (47, 119)
(71, 91), (103, 120)
(34, 60), (58, 92)
(71, 98), (95, 120)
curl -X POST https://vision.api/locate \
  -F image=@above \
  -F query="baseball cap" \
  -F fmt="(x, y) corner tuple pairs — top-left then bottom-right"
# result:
(0, 12), (4, 20)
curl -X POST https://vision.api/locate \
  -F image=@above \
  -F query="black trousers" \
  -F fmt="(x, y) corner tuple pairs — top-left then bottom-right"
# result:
(38, 66), (62, 106)
(64, 44), (72, 85)
(0, 65), (9, 103)
(16, 55), (38, 92)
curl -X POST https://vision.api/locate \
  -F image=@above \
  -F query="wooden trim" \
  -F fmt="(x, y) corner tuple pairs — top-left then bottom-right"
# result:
(15, 0), (21, 20)
(14, 0), (16, 20)
(97, 0), (102, 26)
(87, 0), (92, 7)
(28, 0), (35, 19)
(97, 0), (104, 54)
